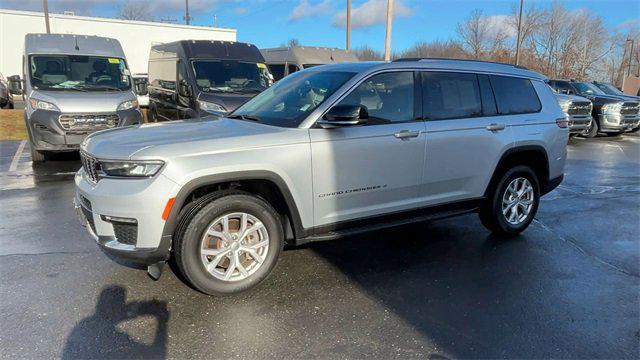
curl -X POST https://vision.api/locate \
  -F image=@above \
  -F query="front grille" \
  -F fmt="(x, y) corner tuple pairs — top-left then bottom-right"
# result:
(621, 102), (640, 115)
(80, 151), (100, 183)
(59, 113), (119, 131)
(113, 223), (138, 245)
(568, 101), (592, 115)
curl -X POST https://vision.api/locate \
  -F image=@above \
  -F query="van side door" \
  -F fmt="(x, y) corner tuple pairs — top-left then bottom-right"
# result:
(176, 60), (195, 120)
(420, 72), (514, 205)
(310, 71), (426, 227)
(148, 59), (178, 121)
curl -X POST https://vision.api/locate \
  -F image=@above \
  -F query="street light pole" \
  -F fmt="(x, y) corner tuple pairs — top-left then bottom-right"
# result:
(384, 0), (393, 61)
(43, 0), (50, 34)
(346, 0), (351, 50)
(514, 0), (524, 65)
(185, 0), (191, 25)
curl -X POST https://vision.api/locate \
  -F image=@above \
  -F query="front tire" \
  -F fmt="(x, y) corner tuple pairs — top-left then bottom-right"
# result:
(583, 120), (599, 138)
(606, 132), (623, 137)
(479, 166), (540, 236)
(174, 191), (284, 295)
(29, 143), (47, 163)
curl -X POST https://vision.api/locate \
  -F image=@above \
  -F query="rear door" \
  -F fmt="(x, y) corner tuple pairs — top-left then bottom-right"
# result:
(310, 71), (426, 226)
(420, 72), (513, 204)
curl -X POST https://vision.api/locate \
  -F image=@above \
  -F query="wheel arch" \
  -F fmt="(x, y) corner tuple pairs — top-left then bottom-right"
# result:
(484, 145), (550, 198)
(161, 170), (306, 243)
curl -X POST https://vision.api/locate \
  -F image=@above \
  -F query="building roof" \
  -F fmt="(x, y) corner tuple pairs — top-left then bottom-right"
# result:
(260, 46), (359, 65)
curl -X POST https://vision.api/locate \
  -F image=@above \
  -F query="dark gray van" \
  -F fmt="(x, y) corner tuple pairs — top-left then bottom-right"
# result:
(147, 40), (273, 121)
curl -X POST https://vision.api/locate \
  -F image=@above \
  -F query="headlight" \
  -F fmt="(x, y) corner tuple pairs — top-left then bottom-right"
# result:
(558, 100), (571, 113)
(117, 99), (139, 111)
(99, 160), (164, 178)
(198, 100), (227, 114)
(602, 102), (623, 114)
(29, 99), (59, 111)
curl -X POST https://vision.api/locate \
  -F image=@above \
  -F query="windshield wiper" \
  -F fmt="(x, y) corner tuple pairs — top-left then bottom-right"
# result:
(227, 114), (261, 122)
(93, 85), (122, 91)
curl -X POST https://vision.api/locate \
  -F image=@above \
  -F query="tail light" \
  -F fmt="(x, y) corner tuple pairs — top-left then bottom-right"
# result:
(556, 116), (569, 128)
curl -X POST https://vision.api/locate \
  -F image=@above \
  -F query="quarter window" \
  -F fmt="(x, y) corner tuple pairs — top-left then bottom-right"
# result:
(421, 72), (482, 120)
(337, 71), (414, 124)
(490, 75), (541, 114)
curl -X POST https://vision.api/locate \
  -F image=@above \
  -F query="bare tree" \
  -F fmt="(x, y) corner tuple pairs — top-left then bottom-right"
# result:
(118, 0), (154, 21)
(287, 38), (301, 47)
(456, 10), (486, 59)
(400, 40), (466, 59)
(353, 45), (383, 61)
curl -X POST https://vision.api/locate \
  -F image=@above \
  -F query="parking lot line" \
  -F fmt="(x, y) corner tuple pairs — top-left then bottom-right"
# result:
(8, 140), (26, 172)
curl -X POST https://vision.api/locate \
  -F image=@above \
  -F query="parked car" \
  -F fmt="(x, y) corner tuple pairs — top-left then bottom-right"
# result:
(23, 34), (142, 162)
(552, 90), (593, 137)
(75, 59), (567, 295)
(0, 72), (14, 109)
(132, 73), (149, 108)
(147, 40), (273, 122)
(261, 46), (359, 81)
(548, 79), (640, 137)
(591, 81), (640, 132)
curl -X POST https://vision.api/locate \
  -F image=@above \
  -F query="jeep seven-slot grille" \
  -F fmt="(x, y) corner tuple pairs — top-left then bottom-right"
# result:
(59, 114), (119, 131)
(621, 102), (640, 115)
(80, 152), (100, 183)
(568, 101), (592, 116)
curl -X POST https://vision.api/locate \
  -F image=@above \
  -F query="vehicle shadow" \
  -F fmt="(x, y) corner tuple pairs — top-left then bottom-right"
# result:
(61, 285), (169, 359)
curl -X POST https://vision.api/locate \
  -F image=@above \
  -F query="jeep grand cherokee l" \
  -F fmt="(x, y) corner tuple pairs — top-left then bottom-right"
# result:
(75, 59), (567, 295)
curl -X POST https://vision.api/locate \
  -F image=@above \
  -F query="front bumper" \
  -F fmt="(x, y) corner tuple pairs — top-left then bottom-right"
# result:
(74, 169), (179, 264)
(598, 113), (640, 132)
(567, 115), (592, 134)
(28, 108), (143, 151)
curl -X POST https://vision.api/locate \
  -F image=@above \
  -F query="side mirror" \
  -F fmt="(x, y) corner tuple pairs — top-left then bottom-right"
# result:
(317, 105), (368, 128)
(178, 80), (192, 97)
(7, 75), (23, 95)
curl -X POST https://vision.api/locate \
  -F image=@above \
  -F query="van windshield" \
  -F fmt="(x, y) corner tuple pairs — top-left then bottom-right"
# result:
(229, 70), (355, 128)
(29, 55), (131, 91)
(192, 60), (271, 94)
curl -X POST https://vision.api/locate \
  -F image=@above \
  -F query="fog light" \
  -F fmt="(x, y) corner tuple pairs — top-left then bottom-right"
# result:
(101, 215), (137, 224)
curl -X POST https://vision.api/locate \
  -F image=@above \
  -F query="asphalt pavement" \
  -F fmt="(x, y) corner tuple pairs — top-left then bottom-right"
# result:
(0, 135), (638, 359)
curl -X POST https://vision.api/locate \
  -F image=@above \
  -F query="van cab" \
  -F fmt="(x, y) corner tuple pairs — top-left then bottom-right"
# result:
(23, 34), (142, 162)
(147, 40), (273, 121)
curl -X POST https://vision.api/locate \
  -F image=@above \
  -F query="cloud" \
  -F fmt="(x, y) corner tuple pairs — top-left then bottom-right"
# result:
(482, 15), (517, 39)
(616, 18), (640, 31)
(233, 7), (249, 15)
(288, 0), (332, 21)
(332, 0), (413, 29)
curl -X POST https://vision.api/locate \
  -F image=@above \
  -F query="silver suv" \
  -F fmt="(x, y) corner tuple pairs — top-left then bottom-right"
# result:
(75, 59), (568, 295)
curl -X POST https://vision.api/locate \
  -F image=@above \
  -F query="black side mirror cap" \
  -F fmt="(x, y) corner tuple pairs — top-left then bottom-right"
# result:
(317, 105), (368, 128)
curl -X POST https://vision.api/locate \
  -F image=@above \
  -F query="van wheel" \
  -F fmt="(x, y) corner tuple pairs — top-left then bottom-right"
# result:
(29, 144), (46, 163)
(584, 120), (599, 138)
(174, 191), (284, 295)
(479, 166), (540, 236)
(148, 106), (158, 123)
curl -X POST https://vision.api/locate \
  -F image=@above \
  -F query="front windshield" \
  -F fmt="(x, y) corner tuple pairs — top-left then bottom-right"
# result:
(574, 82), (605, 96)
(230, 70), (356, 128)
(192, 60), (271, 94)
(29, 55), (131, 91)
(594, 83), (624, 96)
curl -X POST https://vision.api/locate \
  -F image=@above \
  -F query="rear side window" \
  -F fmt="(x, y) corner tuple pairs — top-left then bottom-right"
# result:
(490, 75), (541, 115)
(421, 72), (482, 120)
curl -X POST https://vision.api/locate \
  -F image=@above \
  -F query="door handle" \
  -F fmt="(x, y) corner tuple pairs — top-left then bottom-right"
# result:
(394, 130), (420, 139)
(486, 123), (506, 132)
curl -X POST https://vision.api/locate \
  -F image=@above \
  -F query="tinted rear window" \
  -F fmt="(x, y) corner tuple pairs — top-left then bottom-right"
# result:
(490, 75), (541, 115)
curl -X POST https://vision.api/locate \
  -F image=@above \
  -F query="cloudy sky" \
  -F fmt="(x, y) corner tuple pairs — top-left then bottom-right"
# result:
(2, 0), (639, 51)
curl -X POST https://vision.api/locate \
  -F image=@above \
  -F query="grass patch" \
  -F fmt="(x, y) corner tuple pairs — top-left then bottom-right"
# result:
(0, 110), (26, 140)
(0, 109), (149, 141)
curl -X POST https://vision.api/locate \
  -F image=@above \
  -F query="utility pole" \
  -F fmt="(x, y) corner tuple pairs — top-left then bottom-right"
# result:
(514, 0), (524, 65)
(43, 0), (50, 34)
(184, 0), (191, 25)
(213, 15), (218, 28)
(384, 0), (393, 61)
(346, 0), (351, 50)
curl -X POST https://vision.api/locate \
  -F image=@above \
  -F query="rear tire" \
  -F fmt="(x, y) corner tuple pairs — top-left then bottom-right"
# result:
(29, 143), (46, 163)
(174, 191), (284, 295)
(606, 132), (623, 137)
(479, 166), (540, 237)
(583, 120), (599, 138)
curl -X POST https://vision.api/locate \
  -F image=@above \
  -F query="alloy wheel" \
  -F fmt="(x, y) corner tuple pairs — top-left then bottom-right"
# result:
(501, 177), (534, 225)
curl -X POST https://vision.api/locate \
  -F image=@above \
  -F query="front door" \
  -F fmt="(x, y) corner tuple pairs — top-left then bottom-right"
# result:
(310, 71), (426, 227)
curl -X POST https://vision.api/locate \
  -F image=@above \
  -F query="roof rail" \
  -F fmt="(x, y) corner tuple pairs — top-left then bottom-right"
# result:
(392, 57), (529, 70)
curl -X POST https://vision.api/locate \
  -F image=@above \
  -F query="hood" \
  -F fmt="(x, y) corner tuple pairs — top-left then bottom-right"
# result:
(198, 91), (257, 112)
(30, 89), (136, 113)
(582, 93), (627, 105)
(82, 117), (305, 160)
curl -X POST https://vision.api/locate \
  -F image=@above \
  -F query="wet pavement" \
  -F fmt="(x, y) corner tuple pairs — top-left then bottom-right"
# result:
(0, 135), (638, 359)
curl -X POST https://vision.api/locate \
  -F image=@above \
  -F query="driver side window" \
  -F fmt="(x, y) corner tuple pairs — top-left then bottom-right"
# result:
(336, 71), (414, 125)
